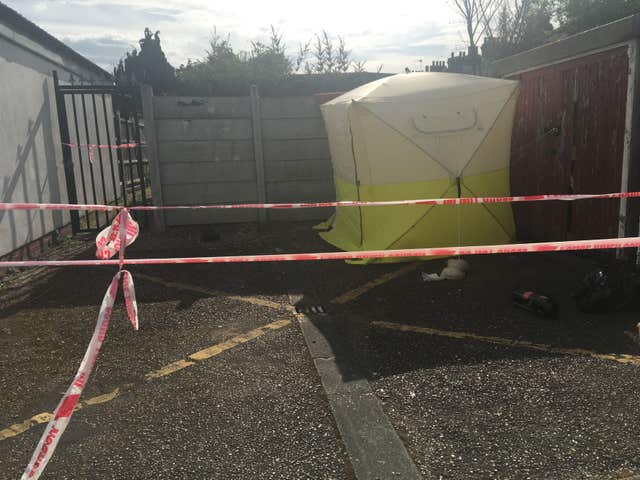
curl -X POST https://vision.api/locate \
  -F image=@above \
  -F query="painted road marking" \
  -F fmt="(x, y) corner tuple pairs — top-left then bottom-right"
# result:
(145, 359), (196, 379)
(374, 321), (640, 366)
(0, 319), (291, 442)
(81, 386), (123, 406)
(189, 320), (289, 361)
(330, 263), (417, 304)
(147, 319), (291, 378)
(0, 413), (52, 441)
(0, 387), (126, 441)
(141, 264), (416, 309)
(1, 265), (411, 442)
(136, 273), (287, 311)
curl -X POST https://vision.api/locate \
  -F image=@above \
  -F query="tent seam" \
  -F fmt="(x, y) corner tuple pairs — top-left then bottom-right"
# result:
(347, 102), (364, 246)
(459, 86), (520, 177)
(382, 182), (457, 252)
(352, 102), (456, 178)
(462, 182), (514, 241)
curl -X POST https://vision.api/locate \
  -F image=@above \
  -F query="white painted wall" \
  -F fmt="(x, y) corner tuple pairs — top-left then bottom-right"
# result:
(0, 20), (112, 257)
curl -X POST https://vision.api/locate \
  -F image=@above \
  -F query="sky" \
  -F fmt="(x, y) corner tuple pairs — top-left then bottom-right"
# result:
(5, 0), (471, 74)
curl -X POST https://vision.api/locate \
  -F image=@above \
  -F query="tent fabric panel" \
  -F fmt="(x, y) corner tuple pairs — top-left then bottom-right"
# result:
(320, 103), (357, 183)
(380, 201), (514, 263)
(359, 177), (455, 251)
(316, 178), (362, 251)
(319, 168), (515, 264)
(325, 76), (390, 104)
(359, 83), (517, 176)
(325, 72), (519, 105)
(460, 168), (516, 241)
(350, 104), (454, 186)
(462, 89), (519, 177)
(318, 72), (520, 264)
(319, 176), (452, 255)
(373, 170), (514, 264)
(384, 168), (515, 249)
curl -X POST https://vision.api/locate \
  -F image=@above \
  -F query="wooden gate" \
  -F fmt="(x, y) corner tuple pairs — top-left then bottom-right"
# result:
(508, 46), (631, 242)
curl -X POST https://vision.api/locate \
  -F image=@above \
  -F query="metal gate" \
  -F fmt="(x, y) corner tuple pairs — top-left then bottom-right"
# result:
(53, 70), (150, 234)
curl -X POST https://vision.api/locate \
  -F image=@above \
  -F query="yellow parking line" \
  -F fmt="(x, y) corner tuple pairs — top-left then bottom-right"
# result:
(81, 387), (123, 407)
(140, 263), (414, 309)
(136, 273), (287, 311)
(331, 263), (417, 304)
(1, 263), (412, 443)
(189, 319), (290, 361)
(1, 319), (291, 442)
(0, 388), (127, 442)
(146, 359), (196, 379)
(0, 413), (51, 441)
(373, 321), (640, 366)
(146, 319), (291, 378)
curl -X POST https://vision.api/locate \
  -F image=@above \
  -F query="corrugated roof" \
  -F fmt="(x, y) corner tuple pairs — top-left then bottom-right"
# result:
(0, 1), (111, 79)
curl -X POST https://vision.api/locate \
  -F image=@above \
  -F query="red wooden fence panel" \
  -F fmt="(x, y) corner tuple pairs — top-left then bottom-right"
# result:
(509, 46), (629, 242)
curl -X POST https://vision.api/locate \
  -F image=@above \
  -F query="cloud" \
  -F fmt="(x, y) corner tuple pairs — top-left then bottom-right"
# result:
(4, 0), (470, 73)
(10, 1), (181, 28)
(62, 35), (134, 69)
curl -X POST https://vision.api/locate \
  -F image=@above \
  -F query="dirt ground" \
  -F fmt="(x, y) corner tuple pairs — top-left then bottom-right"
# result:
(1, 222), (640, 479)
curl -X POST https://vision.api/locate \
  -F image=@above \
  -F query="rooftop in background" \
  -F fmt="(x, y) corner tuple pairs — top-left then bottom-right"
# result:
(0, 0), (111, 80)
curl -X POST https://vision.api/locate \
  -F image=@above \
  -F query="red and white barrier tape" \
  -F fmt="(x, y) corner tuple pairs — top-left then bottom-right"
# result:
(8, 190), (640, 478)
(0, 202), (115, 212)
(2, 237), (640, 270)
(22, 270), (137, 480)
(1, 190), (640, 213)
(62, 142), (141, 163)
(95, 208), (139, 260)
(21, 211), (139, 480)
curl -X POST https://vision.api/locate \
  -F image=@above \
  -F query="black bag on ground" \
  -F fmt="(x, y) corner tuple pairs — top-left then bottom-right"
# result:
(572, 265), (637, 313)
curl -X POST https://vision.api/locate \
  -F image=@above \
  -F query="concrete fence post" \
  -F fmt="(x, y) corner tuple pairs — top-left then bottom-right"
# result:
(250, 84), (267, 223)
(140, 84), (166, 232)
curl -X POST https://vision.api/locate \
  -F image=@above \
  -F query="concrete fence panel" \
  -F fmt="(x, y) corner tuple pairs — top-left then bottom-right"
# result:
(143, 88), (335, 228)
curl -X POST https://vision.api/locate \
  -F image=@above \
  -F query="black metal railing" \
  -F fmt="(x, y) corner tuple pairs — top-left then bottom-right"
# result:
(53, 71), (150, 233)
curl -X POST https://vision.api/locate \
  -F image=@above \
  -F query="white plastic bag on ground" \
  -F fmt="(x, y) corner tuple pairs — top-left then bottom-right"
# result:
(421, 258), (470, 281)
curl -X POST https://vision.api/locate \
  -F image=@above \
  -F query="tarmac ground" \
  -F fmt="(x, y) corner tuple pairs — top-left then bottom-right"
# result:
(1, 222), (640, 479)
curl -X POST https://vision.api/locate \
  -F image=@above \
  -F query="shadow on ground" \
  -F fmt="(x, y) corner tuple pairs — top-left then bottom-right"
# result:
(3, 222), (640, 479)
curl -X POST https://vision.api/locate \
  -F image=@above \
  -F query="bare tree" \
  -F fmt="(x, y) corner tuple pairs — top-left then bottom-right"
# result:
(294, 41), (310, 72)
(486, 0), (553, 58)
(312, 34), (325, 73)
(452, 0), (503, 50)
(336, 36), (351, 73)
(300, 30), (364, 74)
(321, 31), (335, 72)
(496, 0), (530, 47)
(352, 60), (367, 73)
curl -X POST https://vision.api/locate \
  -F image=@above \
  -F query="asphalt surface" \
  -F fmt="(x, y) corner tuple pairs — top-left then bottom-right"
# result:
(0, 224), (362, 479)
(2, 222), (640, 479)
(326, 253), (640, 480)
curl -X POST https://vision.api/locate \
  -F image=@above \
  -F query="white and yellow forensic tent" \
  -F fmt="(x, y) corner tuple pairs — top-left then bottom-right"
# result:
(317, 72), (520, 263)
